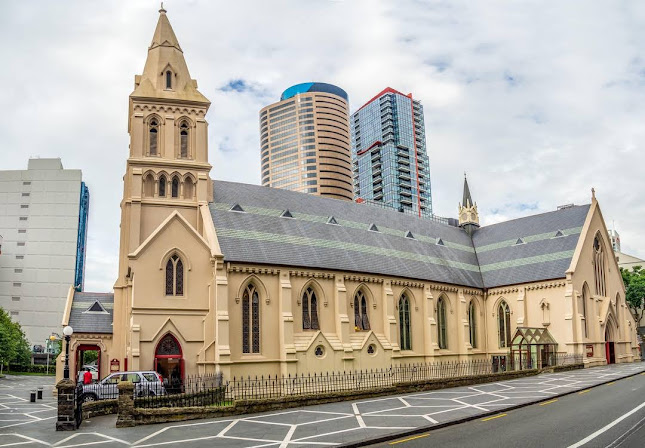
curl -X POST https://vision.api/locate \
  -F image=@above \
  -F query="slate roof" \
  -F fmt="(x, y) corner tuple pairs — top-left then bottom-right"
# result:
(68, 292), (114, 334)
(210, 180), (591, 289)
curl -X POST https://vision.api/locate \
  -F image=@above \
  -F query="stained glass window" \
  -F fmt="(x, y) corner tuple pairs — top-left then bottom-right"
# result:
(165, 254), (183, 296)
(242, 284), (260, 354)
(156, 334), (181, 356)
(499, 301), (511, 348)
(354, 290), (370, 331)
(242, 288), (250, 353)
(252, 288), (260, 353)
(165, 258), (174, 295)
(468, 301), (477, 348)
(437, 297), (447, 349)
(302, 287), (319, 331)
(399, 294), (411, 350)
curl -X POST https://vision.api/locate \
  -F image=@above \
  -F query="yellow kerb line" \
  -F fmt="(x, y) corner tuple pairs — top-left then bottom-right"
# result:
(482, 413), (507, 422)
(539, 399), (558, 406)
(606, 382), (615, 385)
(579, 389), (591, 394)
(389, 433), (429, 445)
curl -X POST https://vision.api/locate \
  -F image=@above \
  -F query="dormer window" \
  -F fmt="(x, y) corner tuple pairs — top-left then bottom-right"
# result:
(165, 70), (172, 89)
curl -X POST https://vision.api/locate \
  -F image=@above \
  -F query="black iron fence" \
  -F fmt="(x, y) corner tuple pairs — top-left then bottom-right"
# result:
(133, 354), (582, 409)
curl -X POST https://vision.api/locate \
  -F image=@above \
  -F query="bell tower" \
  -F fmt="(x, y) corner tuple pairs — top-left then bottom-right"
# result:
(458, 174), (479, 236)
(116, 6), (212, 287)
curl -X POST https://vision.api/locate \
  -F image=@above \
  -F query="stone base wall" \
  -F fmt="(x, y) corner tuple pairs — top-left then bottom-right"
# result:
(124, 368), (549, 426)
(82, 399), (118, 419)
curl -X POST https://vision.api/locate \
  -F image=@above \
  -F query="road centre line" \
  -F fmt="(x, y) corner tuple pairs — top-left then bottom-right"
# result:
(539, 399), (558, 406)
(566, 401), (645, 448)
(481, 413), (507, 422)
(389, 433), (429, 445)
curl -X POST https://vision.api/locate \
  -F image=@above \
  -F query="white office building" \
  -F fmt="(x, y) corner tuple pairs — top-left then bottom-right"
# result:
(0, 158), (89, 346)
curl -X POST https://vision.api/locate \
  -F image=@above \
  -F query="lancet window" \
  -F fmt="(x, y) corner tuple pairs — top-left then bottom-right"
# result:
(593, 235), (607, 297)
(302, 287), (319, 330)
(242, 284), (260, 354)
(354, 290), (370, 331)
(468, 301), (477, 348)
(149, 119), (159, 156)
(179, 121), (189, 158)
(399, 294), (411, 350)
(498, 301), (512, 348)
(437, 297), (447, 349)
(165, 254), (183, 296)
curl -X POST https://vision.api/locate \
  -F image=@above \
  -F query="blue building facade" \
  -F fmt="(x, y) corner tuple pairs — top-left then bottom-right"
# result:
(74, 181), (89, 291)
(351, 88), (432, 217)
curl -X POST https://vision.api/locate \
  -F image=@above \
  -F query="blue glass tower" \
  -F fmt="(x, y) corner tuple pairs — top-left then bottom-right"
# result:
(351, 88), (432, 217)
(74, 182), (89, 291)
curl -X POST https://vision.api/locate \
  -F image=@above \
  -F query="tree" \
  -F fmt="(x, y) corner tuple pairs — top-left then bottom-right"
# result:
(0, 307), (31, 371)
(621, 266), (645, 324)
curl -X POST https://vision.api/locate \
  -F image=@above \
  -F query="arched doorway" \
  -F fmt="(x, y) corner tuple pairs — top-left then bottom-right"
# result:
(605, 322), (616, 364)
(75, 344), (101, 382)
(154, 333), (184, 392)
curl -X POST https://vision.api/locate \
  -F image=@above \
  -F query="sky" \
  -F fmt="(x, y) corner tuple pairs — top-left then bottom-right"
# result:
(1, 0), (644, 292)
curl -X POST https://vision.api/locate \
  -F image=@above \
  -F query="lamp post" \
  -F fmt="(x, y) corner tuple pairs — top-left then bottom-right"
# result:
(62, 326), (73, 380)
(46, 334), (58, 375)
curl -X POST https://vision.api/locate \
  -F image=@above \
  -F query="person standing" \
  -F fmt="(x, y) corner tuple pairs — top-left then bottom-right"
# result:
(83, 368), (92, 385)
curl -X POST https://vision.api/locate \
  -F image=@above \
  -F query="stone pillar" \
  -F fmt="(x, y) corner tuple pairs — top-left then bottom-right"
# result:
(55, 379), (77, 431)
(116, 381), (135, 428)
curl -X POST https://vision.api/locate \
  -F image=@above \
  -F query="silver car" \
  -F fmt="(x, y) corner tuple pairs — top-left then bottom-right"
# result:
(81, 371), (166, 402)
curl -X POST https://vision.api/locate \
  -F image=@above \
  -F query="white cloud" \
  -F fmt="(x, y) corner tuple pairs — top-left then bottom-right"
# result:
(2, 0), (644, 291)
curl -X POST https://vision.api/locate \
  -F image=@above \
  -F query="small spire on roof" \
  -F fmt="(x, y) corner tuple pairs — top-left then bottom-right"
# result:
(591, 187), (596, 201)
(159, 2), (166, 14)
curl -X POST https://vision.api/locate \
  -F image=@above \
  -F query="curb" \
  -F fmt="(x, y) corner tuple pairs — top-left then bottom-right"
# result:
(339, 367), (645, 448)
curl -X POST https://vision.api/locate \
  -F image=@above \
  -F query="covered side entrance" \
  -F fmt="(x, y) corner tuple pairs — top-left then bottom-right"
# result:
(154, 333), (184, 392)
(509, 327), (558, 370)
(605, 324), (616, 364)
(75, 344), (101, 382)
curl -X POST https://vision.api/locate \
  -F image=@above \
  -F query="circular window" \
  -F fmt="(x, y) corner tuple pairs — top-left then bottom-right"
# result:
(367, 344), (377, 356)
(314, 345), (325, 358)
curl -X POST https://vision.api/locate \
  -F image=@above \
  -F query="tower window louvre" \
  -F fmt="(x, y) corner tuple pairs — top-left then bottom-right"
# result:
(166, 70), (172, 89)
(171, 177), (179, 198)
(180, 122), (189, 158)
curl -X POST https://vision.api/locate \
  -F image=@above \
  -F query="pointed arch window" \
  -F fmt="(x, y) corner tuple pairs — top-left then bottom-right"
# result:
(242, 284), (260, 353)
(165, 254), (183, 296)
(183, 178), (194, 200)
(593, 235), (607, 297)
(149, 119), (159, 155)
(354, 290), (370, 331)
(581, 287), (589, 338)
(143, 173), (155, 197)
(171, 176), (179, 198)
(159, 175), (166, 197)
(498, 301), (511, 348)
(398, 294), (411, 350)
(302, 287), (319, 330)
(437, 297), (447, 349)
(468, 301), (477, 348)
(179, 121), (189, 158)
(165, 70), (172, 89)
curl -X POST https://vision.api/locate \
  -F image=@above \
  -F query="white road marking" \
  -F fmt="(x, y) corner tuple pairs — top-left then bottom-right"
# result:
(566, 401), (645, 448)
(352, 402), (366, 428)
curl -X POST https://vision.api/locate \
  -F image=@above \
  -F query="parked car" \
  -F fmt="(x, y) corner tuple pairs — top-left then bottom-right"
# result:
(81, 371), (165, 402)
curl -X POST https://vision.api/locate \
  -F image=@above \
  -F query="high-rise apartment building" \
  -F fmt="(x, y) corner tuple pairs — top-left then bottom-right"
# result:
(260, 82), (353, 201)
(0, 158), (89, 345)
(351, 87), (432, 217)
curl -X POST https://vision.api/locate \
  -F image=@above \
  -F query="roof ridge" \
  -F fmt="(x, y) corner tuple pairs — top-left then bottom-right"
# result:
(480, 203), (591, 229)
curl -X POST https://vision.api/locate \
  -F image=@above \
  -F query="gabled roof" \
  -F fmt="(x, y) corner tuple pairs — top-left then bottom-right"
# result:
(68, 292), (114, 334)
(209, 180), (590, 290)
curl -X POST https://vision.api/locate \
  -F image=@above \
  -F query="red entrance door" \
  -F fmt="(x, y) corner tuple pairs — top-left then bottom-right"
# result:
(154, 334), (184, 392)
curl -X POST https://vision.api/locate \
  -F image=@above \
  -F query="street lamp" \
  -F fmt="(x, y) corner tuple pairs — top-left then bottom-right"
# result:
(46, 334), (59, 375)
(62, 326), (74, 380)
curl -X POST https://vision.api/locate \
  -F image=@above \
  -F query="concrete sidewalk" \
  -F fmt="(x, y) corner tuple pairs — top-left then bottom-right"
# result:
(1, 362), (644, 447)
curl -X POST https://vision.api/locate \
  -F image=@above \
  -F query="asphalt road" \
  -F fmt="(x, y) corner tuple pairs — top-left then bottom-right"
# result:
(372, 372), (645, 448)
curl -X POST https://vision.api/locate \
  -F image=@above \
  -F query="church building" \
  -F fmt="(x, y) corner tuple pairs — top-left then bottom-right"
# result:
(56, 9), (640, 384)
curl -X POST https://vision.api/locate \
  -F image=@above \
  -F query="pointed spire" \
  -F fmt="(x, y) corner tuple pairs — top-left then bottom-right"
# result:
(131, 8), (209, 105)
(462, 173), (473, 207)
